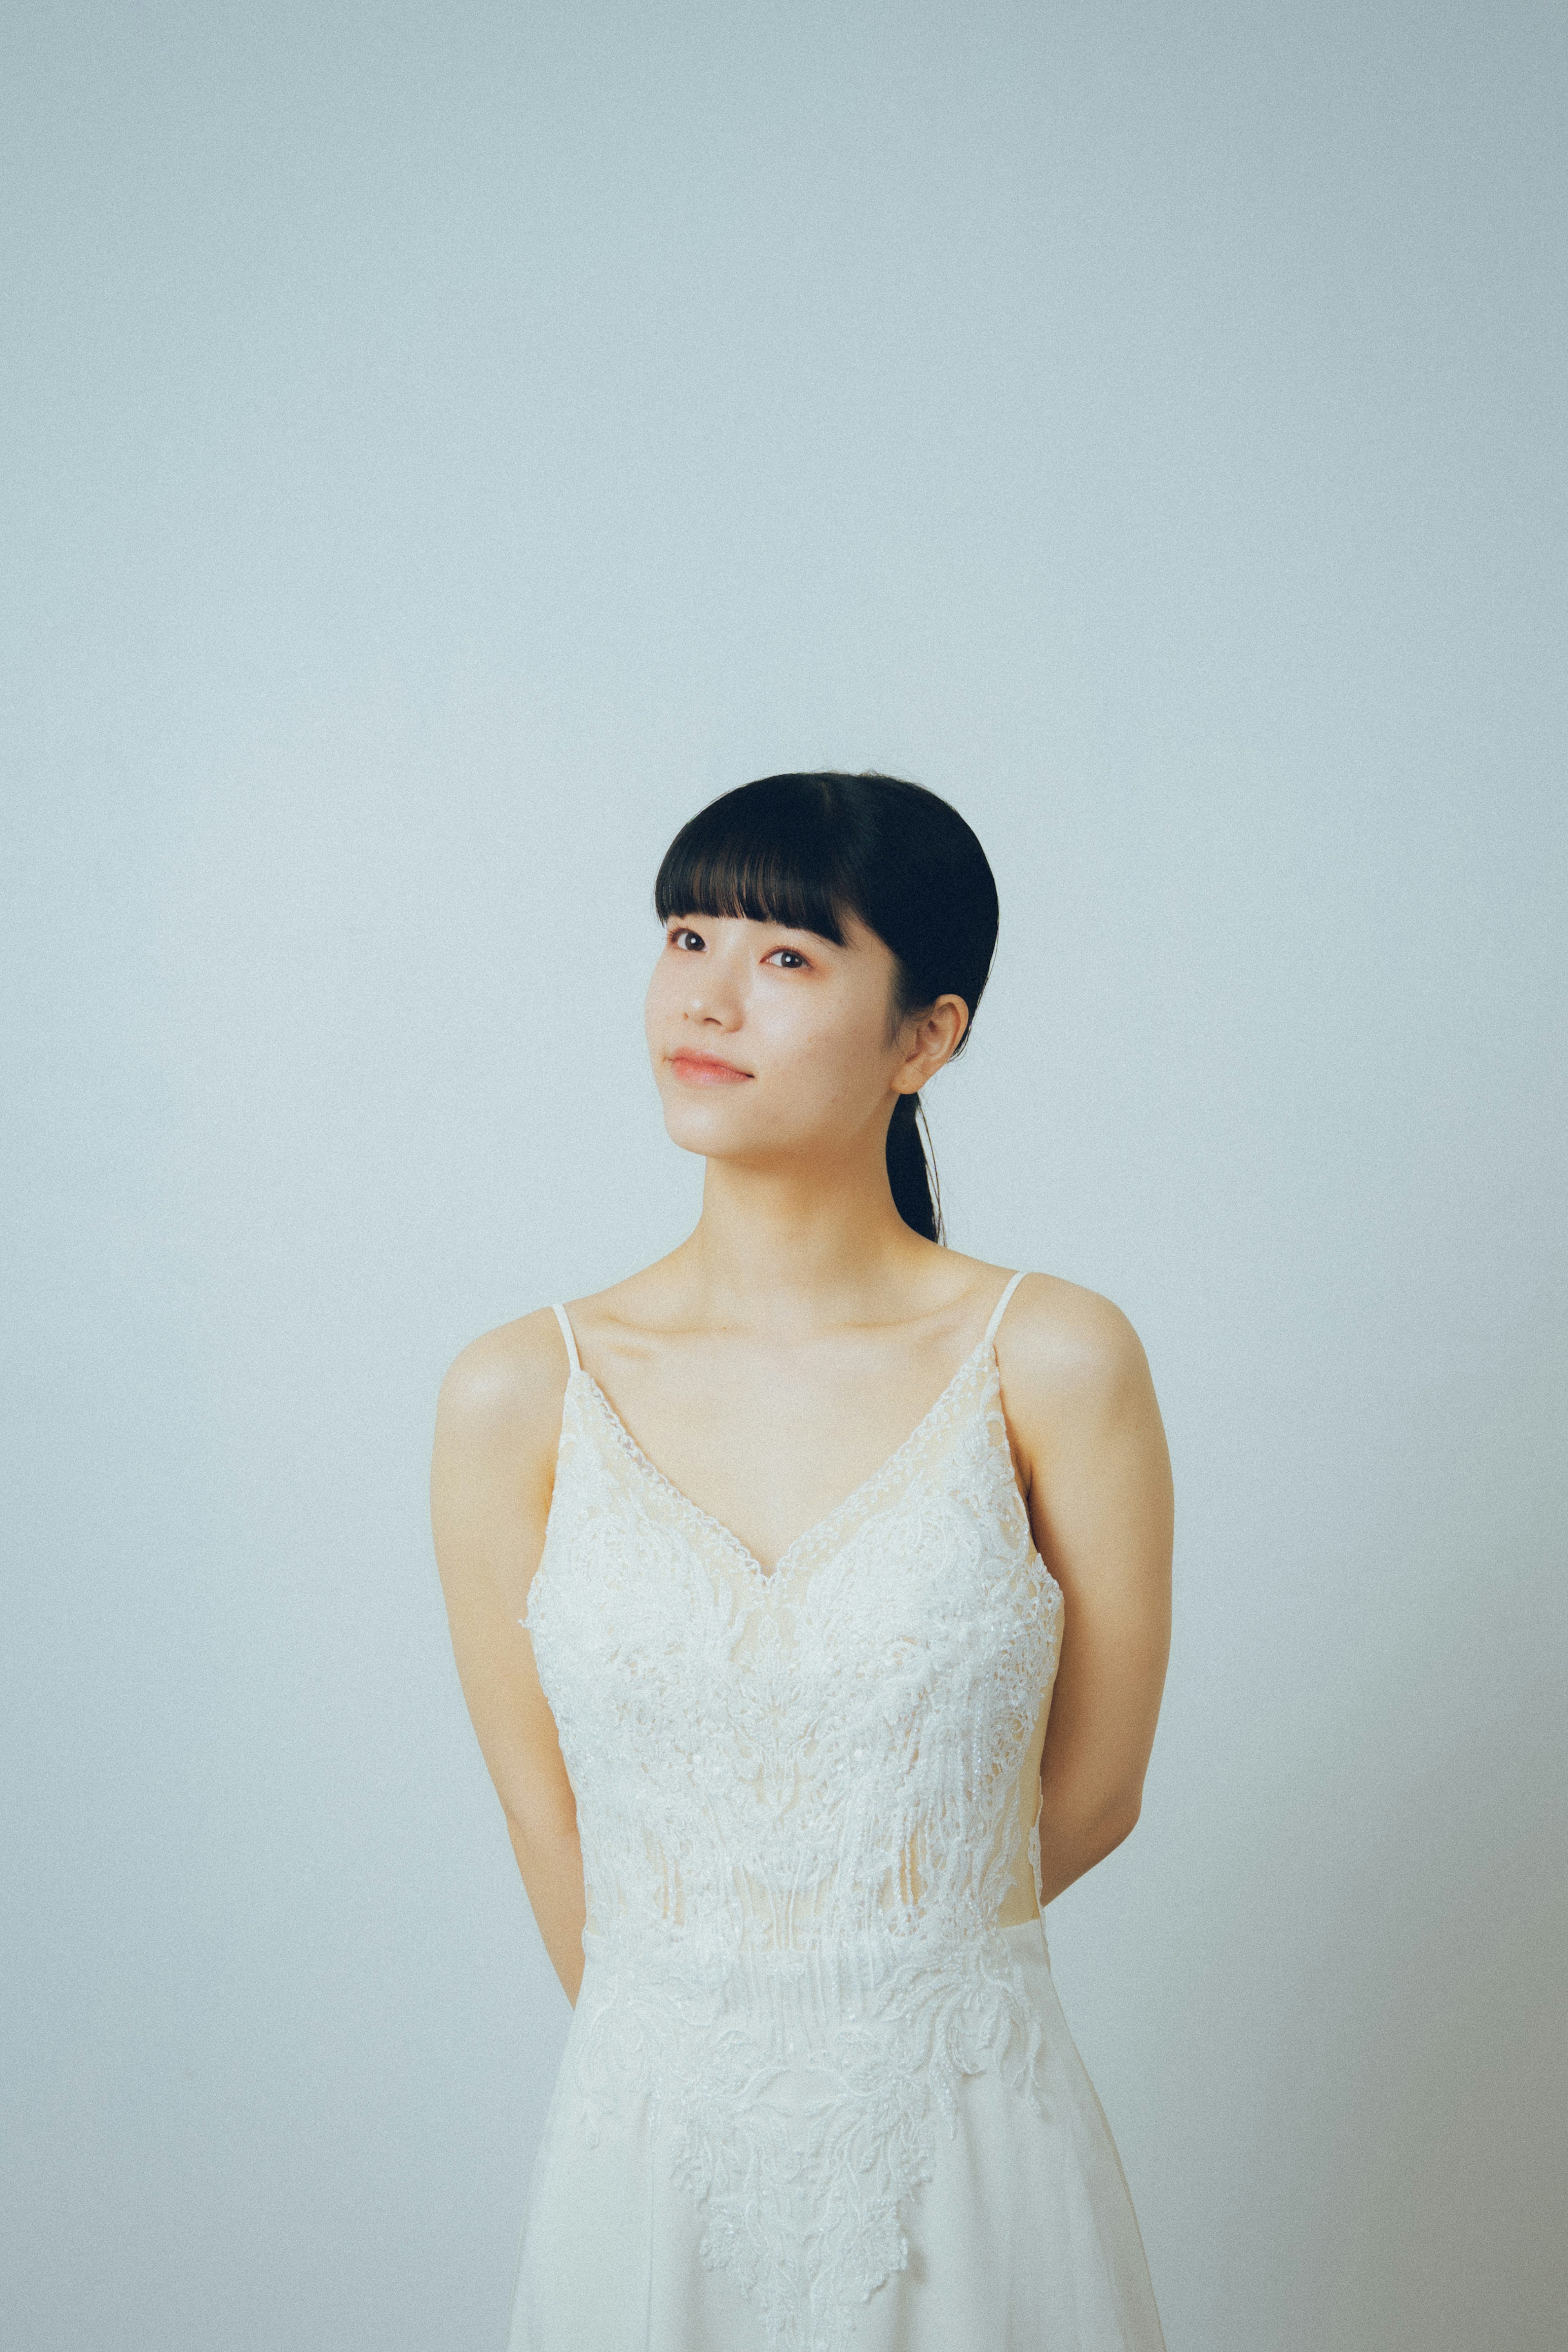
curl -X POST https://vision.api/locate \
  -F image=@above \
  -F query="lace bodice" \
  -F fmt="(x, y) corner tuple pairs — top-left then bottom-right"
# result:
(523, 1272), (1065, 2350)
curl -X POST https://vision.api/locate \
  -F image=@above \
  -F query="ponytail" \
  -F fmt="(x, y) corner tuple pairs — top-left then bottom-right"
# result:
(886, 1089), (945, 1246)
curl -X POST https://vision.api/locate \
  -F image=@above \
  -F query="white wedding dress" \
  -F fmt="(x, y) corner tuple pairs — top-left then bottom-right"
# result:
(509, 1271), (1165, 2352)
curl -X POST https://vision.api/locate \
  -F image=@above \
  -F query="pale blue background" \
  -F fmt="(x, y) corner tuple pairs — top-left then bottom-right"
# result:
(2, 5), (1564, 2349)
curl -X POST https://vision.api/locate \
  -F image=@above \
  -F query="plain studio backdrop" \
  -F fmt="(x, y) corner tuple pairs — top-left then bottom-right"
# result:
(2, 4), (1564, 2349)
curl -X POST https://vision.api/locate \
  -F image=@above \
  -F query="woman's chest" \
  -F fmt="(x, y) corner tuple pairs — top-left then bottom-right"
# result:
(528, 1423), (1063, 1779)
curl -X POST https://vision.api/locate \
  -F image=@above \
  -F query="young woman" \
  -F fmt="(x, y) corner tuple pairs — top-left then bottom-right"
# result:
(431, 773), (1174, 2352)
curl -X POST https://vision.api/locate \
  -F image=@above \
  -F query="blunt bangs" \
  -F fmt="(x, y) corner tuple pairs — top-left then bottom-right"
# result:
(653, 776), (870, 946)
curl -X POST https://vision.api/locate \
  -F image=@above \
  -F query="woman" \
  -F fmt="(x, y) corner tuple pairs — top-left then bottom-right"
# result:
(431, 772), (1173, 2352)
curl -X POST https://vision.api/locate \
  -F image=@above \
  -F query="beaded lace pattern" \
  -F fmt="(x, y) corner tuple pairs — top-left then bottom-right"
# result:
(523, 1274), (1065, 2352)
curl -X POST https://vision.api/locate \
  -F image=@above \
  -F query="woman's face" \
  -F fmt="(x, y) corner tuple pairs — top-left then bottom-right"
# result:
(644, 905), (966, 1166)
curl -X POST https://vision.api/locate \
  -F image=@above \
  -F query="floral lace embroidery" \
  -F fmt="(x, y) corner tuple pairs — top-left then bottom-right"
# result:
(524, 1340), (1064, 2352)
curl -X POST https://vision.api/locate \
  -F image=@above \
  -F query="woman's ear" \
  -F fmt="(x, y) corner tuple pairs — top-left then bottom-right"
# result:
(907, 994), (969, 1085)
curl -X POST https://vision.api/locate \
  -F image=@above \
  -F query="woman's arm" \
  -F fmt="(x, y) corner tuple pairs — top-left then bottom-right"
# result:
(1004, 1277), (1174, 1909)
(430, 1312), (587, 2003)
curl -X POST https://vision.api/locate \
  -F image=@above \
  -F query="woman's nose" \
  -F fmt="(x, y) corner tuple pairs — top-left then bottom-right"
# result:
(684, 965), (741, 1024)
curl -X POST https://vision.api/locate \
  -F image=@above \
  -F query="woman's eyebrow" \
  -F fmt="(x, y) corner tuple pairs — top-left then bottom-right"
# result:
(668, 912), (848, 950)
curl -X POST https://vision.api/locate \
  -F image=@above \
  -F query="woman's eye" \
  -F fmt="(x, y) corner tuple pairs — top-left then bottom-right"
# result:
(665, 929), (806, 967)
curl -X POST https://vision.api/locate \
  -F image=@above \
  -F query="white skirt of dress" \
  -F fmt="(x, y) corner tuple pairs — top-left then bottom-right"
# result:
(508, 1918), (1165, 2352)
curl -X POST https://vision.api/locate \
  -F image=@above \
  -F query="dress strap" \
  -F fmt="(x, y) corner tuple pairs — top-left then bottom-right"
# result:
(551, 1302), (581, 1377)
(982, 1269), (1027, 1351)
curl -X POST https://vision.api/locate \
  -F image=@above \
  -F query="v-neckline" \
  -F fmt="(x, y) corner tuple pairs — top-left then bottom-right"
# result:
(575, 1331), (1000, 1585)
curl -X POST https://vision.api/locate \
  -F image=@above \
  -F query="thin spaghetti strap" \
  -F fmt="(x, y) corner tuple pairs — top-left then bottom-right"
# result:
(551, 1302), (581, 1378)
(982, 1269), (1027, 1351)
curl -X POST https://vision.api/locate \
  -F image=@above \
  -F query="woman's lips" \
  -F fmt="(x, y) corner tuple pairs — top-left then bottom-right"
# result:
(669, 1053), (752, 1084)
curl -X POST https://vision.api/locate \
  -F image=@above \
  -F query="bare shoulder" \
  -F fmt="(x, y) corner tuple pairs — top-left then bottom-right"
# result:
(989, 1273), (1173, 1579)
(996, 1272), (1162, 1455)
(433, 1305), (574, 1492)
